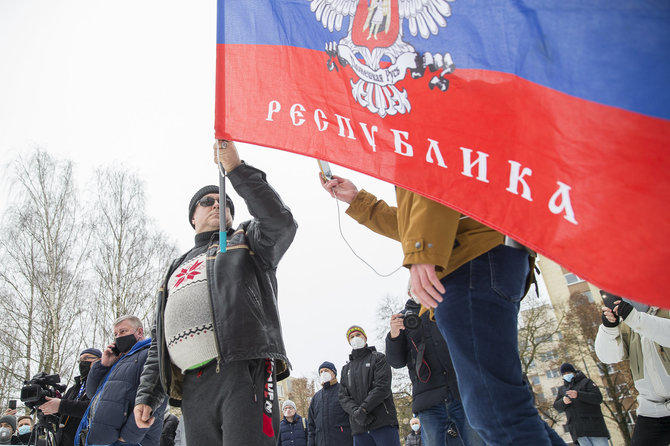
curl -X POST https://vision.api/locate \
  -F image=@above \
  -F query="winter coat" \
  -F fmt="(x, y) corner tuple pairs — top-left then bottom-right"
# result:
(55, 375), (91, 446)
(339, 346), (398, 435)
(553, 371), (609, 440)
(160, 413), (179, 446)
(307, 381), (352, 446)
(84, 338), (167, 446)
(278, 414), (308, 446)
(386, 299), (460, 413)
(595, 306), (670, 418)
(136, 163), (298, 412)
(405, 430), (423, 446)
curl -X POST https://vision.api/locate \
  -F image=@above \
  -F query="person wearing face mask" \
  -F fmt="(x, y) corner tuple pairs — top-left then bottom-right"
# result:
(595, 291), (670, 446)
(0, 416), (16, 445)
(278, 400), (308, 446)
(339, 326), (401, 446)
(405, 418), (423, 446)
(77, 315), (167, 446)
(13, 416), (33, 445)
(37, 348), (101, 446)
(552, 363), (609, 446)
(307, 361), (352, 446)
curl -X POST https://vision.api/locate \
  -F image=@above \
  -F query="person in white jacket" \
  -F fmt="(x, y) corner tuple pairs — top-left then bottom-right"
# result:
(594, 291), (670, 446)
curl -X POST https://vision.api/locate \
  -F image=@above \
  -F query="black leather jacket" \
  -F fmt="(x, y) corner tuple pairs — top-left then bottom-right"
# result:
(135, 163), (297, 411)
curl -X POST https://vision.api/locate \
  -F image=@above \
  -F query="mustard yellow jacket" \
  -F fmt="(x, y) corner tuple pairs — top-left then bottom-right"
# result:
(346, 188), (504, 279)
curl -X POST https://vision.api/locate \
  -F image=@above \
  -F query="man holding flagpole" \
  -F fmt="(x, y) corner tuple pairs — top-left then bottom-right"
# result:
(134, 141), (297, 445)
(321, 175), (561, 445)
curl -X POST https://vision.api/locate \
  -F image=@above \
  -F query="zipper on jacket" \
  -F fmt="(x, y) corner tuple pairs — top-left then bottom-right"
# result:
(207, 238), (224, 374)
(216, 356), (221, 374)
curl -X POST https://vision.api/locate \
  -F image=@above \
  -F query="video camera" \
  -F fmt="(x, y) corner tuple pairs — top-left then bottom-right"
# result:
(20, 372), (66, 409)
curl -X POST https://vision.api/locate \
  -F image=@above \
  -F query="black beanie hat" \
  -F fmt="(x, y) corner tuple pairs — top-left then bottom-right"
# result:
(560, 363), (576, 375)
(318, 361), (337, 376)
(188, 185), (235, 228)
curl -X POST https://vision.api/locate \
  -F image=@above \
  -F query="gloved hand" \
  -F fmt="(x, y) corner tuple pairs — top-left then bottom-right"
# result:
(615, 300), (634, 321)
(601, 311), (619, 328)
(352, 407), (368, 426)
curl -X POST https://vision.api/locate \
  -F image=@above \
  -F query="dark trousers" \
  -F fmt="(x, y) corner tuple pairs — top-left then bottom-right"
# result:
(352, 425), (401, 446)
(630, 415), (670, 446)
(181, 358), (279, 446)
(433, 245), (558, 445)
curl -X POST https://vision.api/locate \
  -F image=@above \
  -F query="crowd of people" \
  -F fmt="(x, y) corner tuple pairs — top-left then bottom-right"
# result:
(2, 141), (667, 446)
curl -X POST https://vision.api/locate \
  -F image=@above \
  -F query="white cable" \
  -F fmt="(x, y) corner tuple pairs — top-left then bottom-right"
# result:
(332, 191), (402, 277)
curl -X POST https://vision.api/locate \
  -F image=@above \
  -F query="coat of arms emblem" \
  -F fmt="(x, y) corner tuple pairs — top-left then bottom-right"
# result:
(309, 0), (456, 118)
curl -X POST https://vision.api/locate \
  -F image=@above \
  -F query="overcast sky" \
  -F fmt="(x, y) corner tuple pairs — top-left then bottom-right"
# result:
(0, 0), (417, 380)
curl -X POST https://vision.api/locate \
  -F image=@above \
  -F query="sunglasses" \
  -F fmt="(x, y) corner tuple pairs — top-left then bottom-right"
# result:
(197, 196), (220, 208)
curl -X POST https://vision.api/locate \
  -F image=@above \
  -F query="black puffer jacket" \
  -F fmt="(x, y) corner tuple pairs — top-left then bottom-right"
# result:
(386, 299), (460, 413)
(278, 414), (308, 446)
(405, 430), (423, 446)
(553, 371), (609, 440)
(136, 163), (298, 411)
(307, 382), (352, 446)
(338, 346), (398, 435)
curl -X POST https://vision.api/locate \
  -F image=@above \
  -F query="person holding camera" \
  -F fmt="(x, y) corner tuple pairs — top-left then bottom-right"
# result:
(134, 141), (297, 446)
(37, 348), (101, 446)
(321, 176), (559, 445)
(595, 291), (670, 446)
(338, 326), (400, 446)
(78, 315), (166, 446)
(386, 299), (483, 446)
(552, 363), (609, 446)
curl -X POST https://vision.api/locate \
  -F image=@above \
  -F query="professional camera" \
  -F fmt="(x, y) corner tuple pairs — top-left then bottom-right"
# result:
(20, 372), (66, 408)
(401, 310), (421, 330)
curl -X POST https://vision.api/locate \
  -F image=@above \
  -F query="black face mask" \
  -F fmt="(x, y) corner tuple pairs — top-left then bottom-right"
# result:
(79, 361), (92, 378)
(115, 333), (138, 353)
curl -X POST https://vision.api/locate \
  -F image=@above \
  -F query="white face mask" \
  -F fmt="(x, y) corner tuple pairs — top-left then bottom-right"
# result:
(350, 336), (366, 350)
(411, 424), (420, 432)
(320, 371), (332, 383)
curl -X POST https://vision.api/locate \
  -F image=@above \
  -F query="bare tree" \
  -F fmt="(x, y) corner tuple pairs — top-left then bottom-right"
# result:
(517, 301), (565, 427)
(88, 167), (177, 343)
(285, 376), (317, 417)
(0, 149), (91, 391)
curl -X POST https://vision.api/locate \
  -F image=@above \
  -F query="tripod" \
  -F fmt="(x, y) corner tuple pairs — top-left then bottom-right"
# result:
(27, 410), (58, 446)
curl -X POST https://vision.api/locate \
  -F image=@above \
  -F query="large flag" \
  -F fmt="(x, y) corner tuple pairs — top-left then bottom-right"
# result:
(215, 0), (670, 307)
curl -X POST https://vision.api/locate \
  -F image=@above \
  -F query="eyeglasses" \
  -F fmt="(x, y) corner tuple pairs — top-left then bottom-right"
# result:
(198, 196), (219, 208)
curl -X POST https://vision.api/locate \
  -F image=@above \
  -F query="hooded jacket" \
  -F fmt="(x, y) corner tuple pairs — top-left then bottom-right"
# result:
(307, 381), (352, 446)
(553, 371), (609, 440)
(595, 306), (670, 417)
(385, 299), (460, 413)
(338, 346), (398, 435)
(84, 338), (167, 446)
(135, 163), (298, 412)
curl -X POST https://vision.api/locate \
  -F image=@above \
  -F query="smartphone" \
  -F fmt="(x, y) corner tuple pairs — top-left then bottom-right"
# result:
(317, 160), (333, 182)
(601, 292), (620, 311)
(8, 400), (16, 410)
(110, 344), (120, 356)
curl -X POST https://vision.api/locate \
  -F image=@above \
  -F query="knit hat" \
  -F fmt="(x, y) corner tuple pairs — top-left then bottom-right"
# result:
(346, 325), (367, 341)
(318, 361), (337, 376)
(560, 363), (576, 375)
(188, 185), (235, 228)
(0, 416), (16, 433)
(80, 348), (102, 358)
(281, 400), (296, 411)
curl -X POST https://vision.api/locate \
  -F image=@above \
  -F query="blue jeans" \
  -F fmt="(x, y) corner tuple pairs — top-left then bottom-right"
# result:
(419, 394), (485, 446)
(577, 437), (609, 446)
(433, 245), (557, 446)
(353, 425), (401, 446)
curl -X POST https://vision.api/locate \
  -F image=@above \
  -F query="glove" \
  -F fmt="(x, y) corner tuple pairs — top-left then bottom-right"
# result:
(352, 407), (368, 426)
(616, 300), (634, 321)
(601, 312), (619, 328)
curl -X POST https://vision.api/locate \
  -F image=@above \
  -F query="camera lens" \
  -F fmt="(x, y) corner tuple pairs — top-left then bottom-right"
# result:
(403, 313), (421, 330)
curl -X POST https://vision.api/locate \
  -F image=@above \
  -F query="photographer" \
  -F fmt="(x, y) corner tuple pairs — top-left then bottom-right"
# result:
(595, 292), (670, 446)
(386, 299), (483, 446)
(38, 348), (101, 446)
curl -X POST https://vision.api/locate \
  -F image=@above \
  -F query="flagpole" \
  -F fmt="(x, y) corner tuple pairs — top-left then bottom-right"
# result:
(217, 139), (227, 253)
